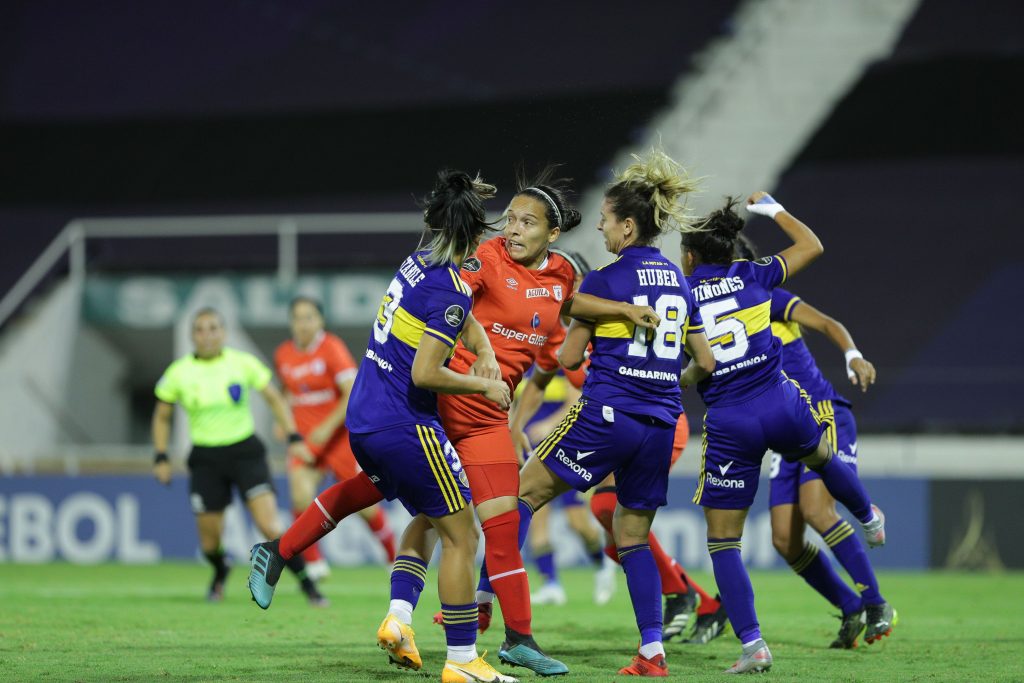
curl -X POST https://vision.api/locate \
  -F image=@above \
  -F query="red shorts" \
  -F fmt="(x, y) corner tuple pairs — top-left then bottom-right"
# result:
(463, 461), (520, 505)
(671, 414), (690, 469)
(288, 431), (361, 481)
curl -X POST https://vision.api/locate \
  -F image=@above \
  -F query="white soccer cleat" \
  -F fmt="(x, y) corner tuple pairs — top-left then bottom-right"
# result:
(594, 559), (617, 605)
(725, 639), (772, 674)
(530, 582), (567, 606)
(862, 504), (886, 548)
(305, 559), (331, 582)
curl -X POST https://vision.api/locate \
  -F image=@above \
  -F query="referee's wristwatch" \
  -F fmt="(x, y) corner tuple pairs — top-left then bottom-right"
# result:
(287, 432), (304, 445)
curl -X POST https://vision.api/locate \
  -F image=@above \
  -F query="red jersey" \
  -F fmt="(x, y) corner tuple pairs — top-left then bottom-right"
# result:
(441, 237), (575, 431)
(274, 331), (357, 448)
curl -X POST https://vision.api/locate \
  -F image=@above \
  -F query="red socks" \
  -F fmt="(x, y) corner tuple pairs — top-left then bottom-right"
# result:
(481, 509), (532, 635)
(294, 509), (324, 564)
(649, 533), (689, 595)
(364, 506), (397, 563)
(280, 471), (384, 560)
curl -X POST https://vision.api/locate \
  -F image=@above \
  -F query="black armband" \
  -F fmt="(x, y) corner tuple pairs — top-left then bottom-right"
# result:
(154, 452), (169, 465)
(287, 432), (304, 445)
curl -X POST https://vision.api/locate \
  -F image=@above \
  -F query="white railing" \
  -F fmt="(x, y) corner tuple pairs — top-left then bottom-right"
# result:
(0, 212), (427, 329)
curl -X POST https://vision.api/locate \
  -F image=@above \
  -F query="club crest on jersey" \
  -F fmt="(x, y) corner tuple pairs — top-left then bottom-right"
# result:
(444, 305), (465, 326)
(531, 312), (541, 329)
(553, 284), (563, 301)
(227, 383), (242, 403)
(462, 257), (481, 272)
(505, 277), (519, 289)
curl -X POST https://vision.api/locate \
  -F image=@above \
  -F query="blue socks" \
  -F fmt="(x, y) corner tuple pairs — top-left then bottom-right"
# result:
(618, 544), (663, 646)
(809, 457), (873, 523)
(535, 550), (557, 585)
(788, 543), (862, 615)
(823, 520), (884, 606)
(441, 602), (478, 646)
(391, 555), (428, 607)
(708, 538), (761, 643)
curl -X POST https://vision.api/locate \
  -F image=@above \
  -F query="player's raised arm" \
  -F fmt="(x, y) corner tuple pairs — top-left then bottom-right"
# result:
(787, 299), (877, 392)
(563, 292), (660, 329)
(745, 192), (823, 278)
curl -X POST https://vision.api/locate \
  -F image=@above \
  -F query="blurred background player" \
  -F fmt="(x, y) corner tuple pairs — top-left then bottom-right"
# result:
(728, 235), (895, 648)
(499, 149), (717, 676)
(682, 193), (886, 673)
(152, 307), (326, 605)
(251, 169), (518, 683)
(275, 295), (396, 580)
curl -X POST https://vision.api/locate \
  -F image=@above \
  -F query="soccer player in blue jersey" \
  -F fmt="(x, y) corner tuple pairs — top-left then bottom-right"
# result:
(250, 170), (518, 683)
(681, 193), (887, 674)
(487, 149), (717, 676)
(731, 234), (895, 647)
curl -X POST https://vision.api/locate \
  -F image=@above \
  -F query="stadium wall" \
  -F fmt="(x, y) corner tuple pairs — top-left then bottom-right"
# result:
(1, 470), (1018, 571)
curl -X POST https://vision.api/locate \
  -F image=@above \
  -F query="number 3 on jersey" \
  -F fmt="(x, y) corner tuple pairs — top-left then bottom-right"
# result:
(373, 278), (404, 344)
(627, 294), (687, 360)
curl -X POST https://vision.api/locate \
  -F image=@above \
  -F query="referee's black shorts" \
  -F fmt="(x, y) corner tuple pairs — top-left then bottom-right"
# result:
(187, 435), (274, 514)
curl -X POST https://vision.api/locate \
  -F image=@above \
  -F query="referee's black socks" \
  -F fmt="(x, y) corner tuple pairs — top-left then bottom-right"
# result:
(204, 548), (230, 580)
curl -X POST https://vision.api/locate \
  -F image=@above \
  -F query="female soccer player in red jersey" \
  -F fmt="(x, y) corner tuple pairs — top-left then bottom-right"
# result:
(275, 296), (396, 579)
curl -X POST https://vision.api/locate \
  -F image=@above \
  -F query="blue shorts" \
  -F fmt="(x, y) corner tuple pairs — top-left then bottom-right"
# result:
(525, 441), (588, 507)
(533, 398), (676, 511)
(769, 401), (858, 507)
(693, 379), (825, 510)
(349, 423), (472, 518)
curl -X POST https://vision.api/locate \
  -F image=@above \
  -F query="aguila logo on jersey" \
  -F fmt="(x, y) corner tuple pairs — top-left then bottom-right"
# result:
(553, 285), (563, 301)
(444, 305), (465, 326)
(505, 277), (519, 289)
(531, 312), (540, 329)
(526, 287), (550, 299)
(462, 257), (481, 272)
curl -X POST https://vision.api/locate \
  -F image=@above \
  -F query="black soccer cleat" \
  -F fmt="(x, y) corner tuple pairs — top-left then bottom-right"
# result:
(685, 596), (730, 645)
(864, 602), (897, 644)
(830, 609), (866, 649)
(663, 590), (699, 641)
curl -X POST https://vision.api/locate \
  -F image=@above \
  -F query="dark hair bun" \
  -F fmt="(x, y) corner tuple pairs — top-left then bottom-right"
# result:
(562, 208), (583, 232)
(710, 196), (744, 238)
(437, 169), (473, 194)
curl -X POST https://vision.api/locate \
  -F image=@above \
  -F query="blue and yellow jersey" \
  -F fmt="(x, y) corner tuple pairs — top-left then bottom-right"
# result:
(770, 288), (849, 407)
(686, 255), (789, 406)
(578, 244), (698, 424)
(346, 250), (473, 433)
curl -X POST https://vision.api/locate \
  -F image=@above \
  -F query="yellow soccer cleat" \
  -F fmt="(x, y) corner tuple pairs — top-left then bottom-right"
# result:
(442, 652), (519, 683)
(377, 614), (422, 671)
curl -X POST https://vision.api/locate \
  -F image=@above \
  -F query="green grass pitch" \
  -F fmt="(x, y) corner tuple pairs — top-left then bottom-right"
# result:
(2, 563), (1022, 681)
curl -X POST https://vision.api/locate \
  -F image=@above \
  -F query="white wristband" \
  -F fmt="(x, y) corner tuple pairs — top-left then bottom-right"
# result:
(745, 194), (785, 218)
(844, 349), (863, 378)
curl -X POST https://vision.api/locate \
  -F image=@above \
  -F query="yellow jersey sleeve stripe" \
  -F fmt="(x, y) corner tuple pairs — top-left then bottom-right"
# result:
(416, 425), (459, 513)
(594, 321), (635, 339)
(771, 320), (802, 345)
(448, 268), (472, 296)
(391, 306), (427, 348)
(783, 296), (801, 321)
(776, 254), (789, 283)
(424, 327), (456, 347)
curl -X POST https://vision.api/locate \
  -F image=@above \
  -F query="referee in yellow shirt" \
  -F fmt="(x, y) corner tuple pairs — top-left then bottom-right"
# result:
(152, 307), (326, 605)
